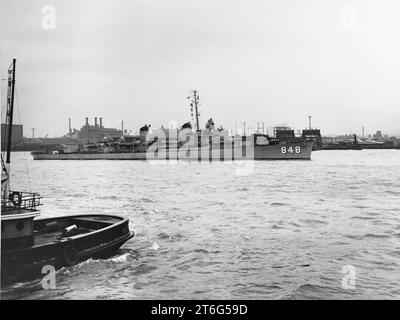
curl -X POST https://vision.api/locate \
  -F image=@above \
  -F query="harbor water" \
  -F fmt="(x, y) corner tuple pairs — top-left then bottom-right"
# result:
(1, 150), (400, 299)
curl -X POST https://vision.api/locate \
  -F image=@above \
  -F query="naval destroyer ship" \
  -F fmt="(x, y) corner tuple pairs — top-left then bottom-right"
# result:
(32, 91), (313, 161)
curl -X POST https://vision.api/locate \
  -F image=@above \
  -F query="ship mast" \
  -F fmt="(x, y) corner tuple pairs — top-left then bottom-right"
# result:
(2, 59), (16, 196)
(189, 90), (200, 131)
(6, 59), (16, 165)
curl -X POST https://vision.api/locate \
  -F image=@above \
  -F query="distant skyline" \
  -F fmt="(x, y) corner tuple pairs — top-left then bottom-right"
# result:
(1, 0), (400, 138)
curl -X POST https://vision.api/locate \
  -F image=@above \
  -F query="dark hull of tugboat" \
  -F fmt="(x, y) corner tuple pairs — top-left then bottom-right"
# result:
(31, 142), (313, 160)
(1, 214), (134, 285)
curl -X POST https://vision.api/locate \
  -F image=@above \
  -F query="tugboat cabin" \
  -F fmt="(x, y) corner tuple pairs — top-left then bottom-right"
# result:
(1, 190), (41, 249)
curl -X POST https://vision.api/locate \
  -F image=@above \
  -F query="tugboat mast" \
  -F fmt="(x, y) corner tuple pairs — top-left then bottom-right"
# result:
(2, 59), (16, 197)
(6, 59), (16, 165)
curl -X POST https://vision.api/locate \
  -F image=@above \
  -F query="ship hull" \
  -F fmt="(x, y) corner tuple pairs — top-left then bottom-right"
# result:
(32, 142), (313, 160)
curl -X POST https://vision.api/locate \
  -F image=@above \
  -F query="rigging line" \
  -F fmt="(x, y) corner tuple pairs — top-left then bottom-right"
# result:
(1, 110), (5, 161)
(24, 147), (32, 192)
(15, 86), (23, 127)
(1, 88), (5, 111)
(1, 88), (7, 119)
(15, 86), (32, 192)
(1, 73), (9, 119)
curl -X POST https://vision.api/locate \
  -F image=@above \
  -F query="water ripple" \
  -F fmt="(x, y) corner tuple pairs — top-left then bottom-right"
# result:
(2, 150), (400, 299)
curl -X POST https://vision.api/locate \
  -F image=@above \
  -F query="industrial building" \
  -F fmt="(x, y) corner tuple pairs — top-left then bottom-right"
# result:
(1, 123), (23, 150)
(66, 117), (123, 143)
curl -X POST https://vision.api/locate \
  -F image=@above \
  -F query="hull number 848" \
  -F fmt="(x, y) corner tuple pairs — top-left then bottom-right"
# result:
(281, 146), (301, 154)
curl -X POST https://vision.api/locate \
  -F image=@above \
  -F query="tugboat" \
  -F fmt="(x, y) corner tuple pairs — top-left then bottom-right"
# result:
(1, 59), (134, 286)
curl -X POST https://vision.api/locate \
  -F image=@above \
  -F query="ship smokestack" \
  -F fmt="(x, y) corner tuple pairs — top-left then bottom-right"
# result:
(99, 117), (103, 128)
(121, 120), (124, 133)
(68, 118), (72, 134)
(85, 117), (89, 126)
(95, 117), (98, 128)
(308, 115), (312, 130)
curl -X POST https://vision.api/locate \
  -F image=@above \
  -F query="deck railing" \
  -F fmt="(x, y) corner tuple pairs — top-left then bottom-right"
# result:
(1, 191), (42, 211)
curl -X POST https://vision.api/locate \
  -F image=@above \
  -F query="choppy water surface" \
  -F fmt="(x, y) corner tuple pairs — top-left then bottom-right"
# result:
(1, 150), (400, 299)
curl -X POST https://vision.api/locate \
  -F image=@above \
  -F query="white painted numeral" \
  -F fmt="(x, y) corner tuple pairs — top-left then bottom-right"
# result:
(282, 146), (301, 154)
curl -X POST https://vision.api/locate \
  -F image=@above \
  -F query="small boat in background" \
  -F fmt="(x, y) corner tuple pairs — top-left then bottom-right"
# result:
(1, 59), (134, 285)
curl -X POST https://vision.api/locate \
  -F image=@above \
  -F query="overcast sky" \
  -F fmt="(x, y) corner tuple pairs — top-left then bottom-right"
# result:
(1, 0), (400, 137)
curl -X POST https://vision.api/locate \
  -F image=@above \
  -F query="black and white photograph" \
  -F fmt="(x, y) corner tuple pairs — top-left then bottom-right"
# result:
(1, 0), (399, 307)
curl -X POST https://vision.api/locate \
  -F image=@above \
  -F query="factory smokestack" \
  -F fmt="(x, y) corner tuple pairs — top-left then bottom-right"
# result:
(95, 117), (98, 128)
(99, 117), (103, 128)
(85, 117), (89, 126)
(68, 118), (72, 134)
(308, 115), (312, 130)
(121, 120), (124, 133)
